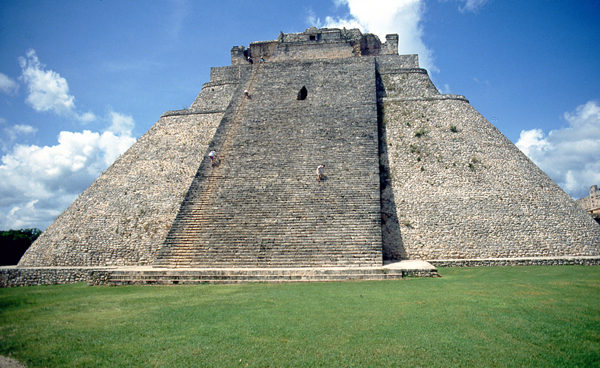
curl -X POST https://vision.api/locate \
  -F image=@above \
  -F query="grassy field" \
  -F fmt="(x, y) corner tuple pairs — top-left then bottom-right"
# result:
(1, 266), (599, 367)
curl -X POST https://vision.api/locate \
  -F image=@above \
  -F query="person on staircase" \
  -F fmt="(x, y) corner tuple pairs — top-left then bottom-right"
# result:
(316, 165), (325, 181)
(208, 150), (217, 167)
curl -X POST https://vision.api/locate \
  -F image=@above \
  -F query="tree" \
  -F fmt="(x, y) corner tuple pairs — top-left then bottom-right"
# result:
(0, 228), (42, 266)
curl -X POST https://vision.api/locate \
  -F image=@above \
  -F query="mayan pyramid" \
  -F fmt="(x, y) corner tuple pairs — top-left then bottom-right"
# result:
(18, 27), (600, 269)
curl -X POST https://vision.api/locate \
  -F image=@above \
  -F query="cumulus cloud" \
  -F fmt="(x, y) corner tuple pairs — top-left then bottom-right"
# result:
(516, 101), (600, 199)
(0, 73), (19, 96)
(309, 0), (437, 72)
(0, 112), (136, 230)
(107, 111), (135, 136)
(19, 49), (96, 122)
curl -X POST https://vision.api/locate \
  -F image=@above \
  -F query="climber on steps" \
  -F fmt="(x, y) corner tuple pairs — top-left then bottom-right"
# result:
(316, 165), (325, 181)
(208, 150), (216, 167)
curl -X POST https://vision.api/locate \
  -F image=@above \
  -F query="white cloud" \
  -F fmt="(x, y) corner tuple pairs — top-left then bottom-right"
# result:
(516, 101), (600, 199)
(0, 73), (19, 96)
(310, 0), (437, 72)
(19, 49), (96, 122)
(4, 124), (37, 141)
(107, 111), (135, 136)
(0, 113), (136, 230)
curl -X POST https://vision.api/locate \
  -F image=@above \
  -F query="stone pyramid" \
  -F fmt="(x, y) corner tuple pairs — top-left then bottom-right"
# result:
(18, 27), (600, 269)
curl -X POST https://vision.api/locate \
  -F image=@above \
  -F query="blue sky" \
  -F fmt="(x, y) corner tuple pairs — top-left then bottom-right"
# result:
(1, 0), (599, 230)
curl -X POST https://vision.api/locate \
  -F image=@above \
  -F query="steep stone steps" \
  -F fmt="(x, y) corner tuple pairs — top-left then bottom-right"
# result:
(90, 263), (438, 285)
(155, 58), (382, 268)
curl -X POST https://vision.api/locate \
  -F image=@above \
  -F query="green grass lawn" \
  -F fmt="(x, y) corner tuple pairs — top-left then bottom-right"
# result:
(1, 266), (599, 367)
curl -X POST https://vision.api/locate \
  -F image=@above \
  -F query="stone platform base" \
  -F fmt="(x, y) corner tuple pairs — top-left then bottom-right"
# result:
(0, 260), (438, 287)
(5, 257), (598, 287)
(428, 256), (600, 268)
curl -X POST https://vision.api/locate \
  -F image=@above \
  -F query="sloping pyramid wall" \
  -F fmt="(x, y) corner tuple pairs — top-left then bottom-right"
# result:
(376, 57), (600, 259)
(154, 57), (383, 267)
(17, 47), (600, 270)
(17, 67), (245, 266)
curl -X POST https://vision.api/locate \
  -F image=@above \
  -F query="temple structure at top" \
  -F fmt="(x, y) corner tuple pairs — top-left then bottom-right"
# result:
(231, 27), (400, 65)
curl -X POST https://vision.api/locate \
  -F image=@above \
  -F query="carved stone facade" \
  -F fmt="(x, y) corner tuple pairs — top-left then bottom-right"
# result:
(577, 185), (600, 214)
(232, 28), (399, 66)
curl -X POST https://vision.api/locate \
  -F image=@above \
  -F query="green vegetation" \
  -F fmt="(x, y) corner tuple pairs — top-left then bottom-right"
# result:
(0, 229), (41, 266)
(414, 128), (428, 137)
(409, 144), (421, 154)
(1, 266), (599, 367)
(450, 125), (458, 132)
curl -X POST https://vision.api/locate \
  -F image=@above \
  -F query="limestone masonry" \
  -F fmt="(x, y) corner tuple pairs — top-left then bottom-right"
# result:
(577, 185), (600, 214)
(13, 28), (600, 277)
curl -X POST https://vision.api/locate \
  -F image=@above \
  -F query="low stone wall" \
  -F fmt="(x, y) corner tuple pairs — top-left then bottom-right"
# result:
(429, 257), (600, 267)
(0, 267), (98, 287)
(1, 266), (437, 287)
(210, 65), (251, 83)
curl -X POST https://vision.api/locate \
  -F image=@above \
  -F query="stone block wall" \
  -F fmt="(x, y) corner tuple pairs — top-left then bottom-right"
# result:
(18, 62), (241, 267)
(209, 65), (251, 83)
(377, 58), (600, 259)
(189, 81), (238, 112)
(270, 42), (356, 62)
(248, 41), (278, 62)
(576, 185), (600, 214)
(19, 113), (225, 266)
(155, 57), (383, 267)
(376, 55), (419, 71)
(0, 267), (94, 287)
(429, 257), (600, 268)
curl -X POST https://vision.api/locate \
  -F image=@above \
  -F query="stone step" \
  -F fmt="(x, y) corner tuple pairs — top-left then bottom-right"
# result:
(155, 58), (383, 268)
(89, 263), (438, 285)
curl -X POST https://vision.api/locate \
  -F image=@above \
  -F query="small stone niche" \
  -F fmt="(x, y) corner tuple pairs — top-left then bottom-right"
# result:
(297, 86), (307, 100)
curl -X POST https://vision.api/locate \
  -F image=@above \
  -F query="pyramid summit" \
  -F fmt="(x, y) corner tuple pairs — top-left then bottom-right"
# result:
(7, 28), (600, 285)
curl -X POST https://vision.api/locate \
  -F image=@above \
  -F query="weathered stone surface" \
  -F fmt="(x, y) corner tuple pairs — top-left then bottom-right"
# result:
(155, 57), (383, 268)
(577, 185), (600, 214)
(377, 65), (600, 259)
(9, 27), (600, 286)
(19, 97), (231, 267)
(0, 263), (439, 287)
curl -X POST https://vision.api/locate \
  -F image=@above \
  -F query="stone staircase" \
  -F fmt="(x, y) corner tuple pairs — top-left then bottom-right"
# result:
(154, 57), (383, 268)
(90, 261), (438, 285)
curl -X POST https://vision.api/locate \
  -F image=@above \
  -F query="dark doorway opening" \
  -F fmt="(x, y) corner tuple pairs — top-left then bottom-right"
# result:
(297, 86), (307, 100)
